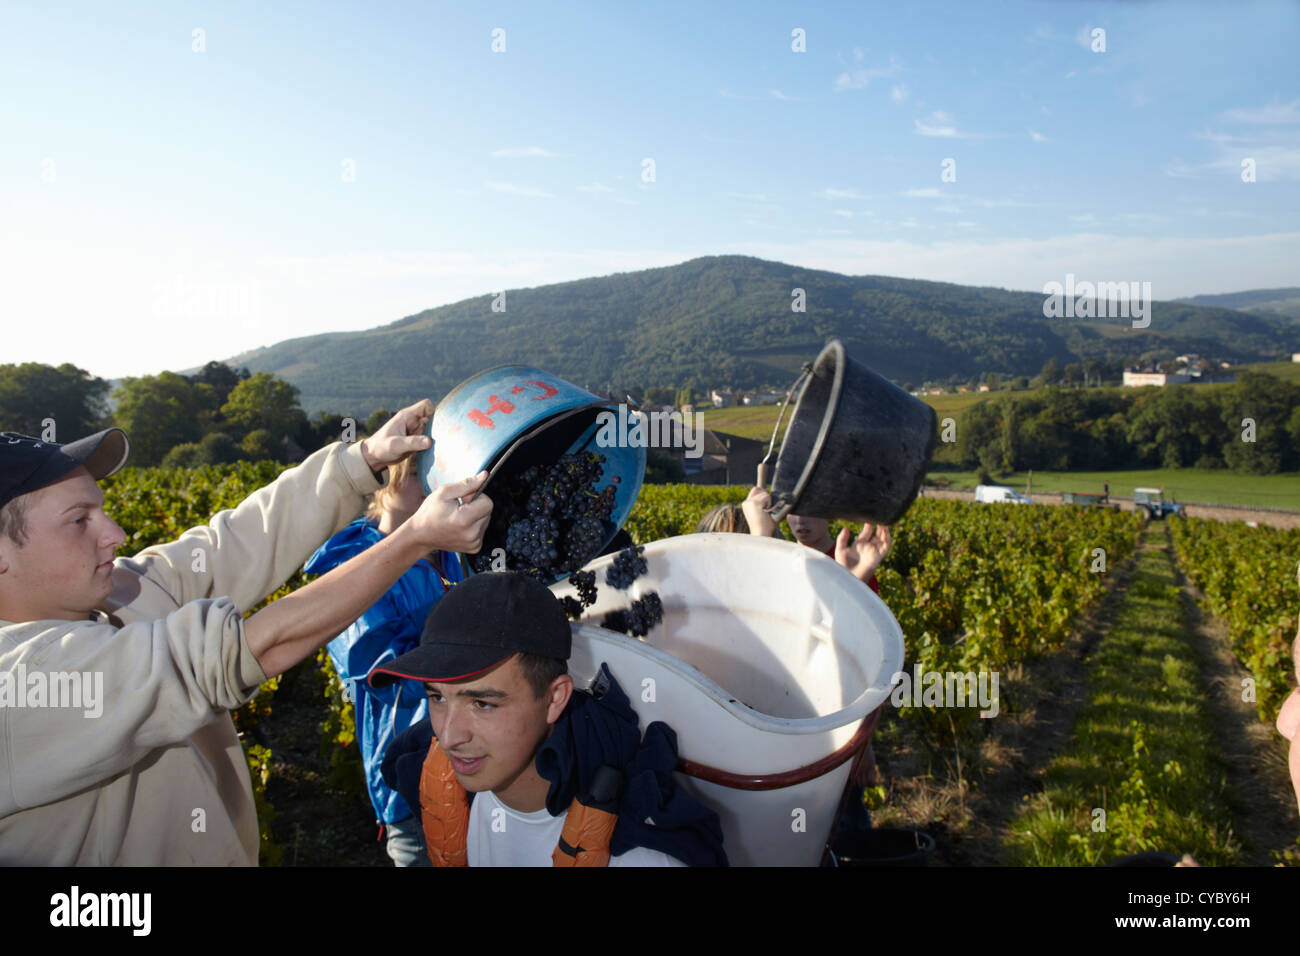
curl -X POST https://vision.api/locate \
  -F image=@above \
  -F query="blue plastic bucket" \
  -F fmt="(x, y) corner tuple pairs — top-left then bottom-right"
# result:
(419, 365), (646, 580)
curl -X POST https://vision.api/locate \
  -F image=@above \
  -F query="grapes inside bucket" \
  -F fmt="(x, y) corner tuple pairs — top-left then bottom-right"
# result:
(419, 366), (646, 584)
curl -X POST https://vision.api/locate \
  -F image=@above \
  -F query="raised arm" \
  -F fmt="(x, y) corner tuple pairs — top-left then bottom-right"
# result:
(112, 401), (438, 614)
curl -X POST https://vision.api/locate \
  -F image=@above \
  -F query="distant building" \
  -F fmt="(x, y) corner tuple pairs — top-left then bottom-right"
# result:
(655, 428), (764, 486)
(1123, 369), (1190, 387)
(710, 389), (736, 408)
(978, 385), (991, 392)
(1123, 367), (1234, 387)
(1292, 353), (1300, 363)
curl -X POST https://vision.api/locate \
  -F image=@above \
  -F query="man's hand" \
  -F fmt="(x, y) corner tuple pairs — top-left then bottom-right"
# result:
(741, 486), (779, 537)
(405, 471), (493, 555)
(360, 399), (435, 473)
(834, 522), (892, 583)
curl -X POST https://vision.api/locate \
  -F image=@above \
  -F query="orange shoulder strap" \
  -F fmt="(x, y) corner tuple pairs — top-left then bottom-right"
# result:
(419, 737), (470, 867)
(551, 797), (618, 867)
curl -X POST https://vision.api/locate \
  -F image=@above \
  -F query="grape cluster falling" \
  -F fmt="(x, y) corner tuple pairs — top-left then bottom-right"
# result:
(596, 544), (665, 638)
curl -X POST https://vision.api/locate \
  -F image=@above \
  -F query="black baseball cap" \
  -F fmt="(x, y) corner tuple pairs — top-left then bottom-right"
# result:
(368, 571), (571, 688)
(0, 429), (130, 510)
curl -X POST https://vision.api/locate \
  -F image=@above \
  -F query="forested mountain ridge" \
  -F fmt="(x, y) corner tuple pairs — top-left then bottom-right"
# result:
(223, 256), (1296, 415)
(1176, 288), (1300, 323)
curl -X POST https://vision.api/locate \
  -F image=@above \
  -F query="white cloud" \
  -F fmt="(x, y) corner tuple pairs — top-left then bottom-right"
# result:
(1070, 213), (1098, 224)
(891, 83), (909, 104)
(817, 187), (868, 200)
(834, 55), (902, 92)
(900, 217), (919, 229)
(904, 188), (941, 198)
(963, 196), (1043, 209)
(1166, 137), (1300, 182)
(955, 221), (976, 228)
(832, 210), (854, 218)
(1029, 129), (1048, 143)
(769, 89), (792, 101)
(577, 182), (613, 193)
(485, 181), (554, 198)
(490, 146), (561, 159)
(1219, 99), (1300, 124)
(728, 192), (773, 203)
(914, 112), (961, 138)
(1075, 25), (1097, 51)
(1027, 24), (1059, 44)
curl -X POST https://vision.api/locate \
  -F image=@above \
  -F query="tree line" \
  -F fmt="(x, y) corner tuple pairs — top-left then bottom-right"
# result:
(6, 360), (1298, 477)
(946, 371), (1300, 477)
(0, 361), (392, 468)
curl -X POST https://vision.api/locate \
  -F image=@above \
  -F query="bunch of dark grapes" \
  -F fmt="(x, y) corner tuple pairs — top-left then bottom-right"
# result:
(504, 515), (559, 569)
(604, 545), (647, 590)
(601, 592), (664, 638)
(569, 570), (597, 606)
(560, 570), (599, 621)
(467, 451), (618, 579)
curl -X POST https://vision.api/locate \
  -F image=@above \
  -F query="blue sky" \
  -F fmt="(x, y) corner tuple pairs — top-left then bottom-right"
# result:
(3, 0), (1297, 378)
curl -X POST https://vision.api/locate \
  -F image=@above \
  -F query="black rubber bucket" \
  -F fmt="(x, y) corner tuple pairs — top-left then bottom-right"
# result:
(835, 827), (935, 867)
(767, 340), (938, 525)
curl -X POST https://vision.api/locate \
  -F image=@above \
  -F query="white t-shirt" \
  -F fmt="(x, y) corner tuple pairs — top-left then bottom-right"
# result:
(467, 789), (686, 867)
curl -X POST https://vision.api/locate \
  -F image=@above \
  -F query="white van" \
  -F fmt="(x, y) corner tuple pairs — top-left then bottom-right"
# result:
(974, 484), (1033, 504)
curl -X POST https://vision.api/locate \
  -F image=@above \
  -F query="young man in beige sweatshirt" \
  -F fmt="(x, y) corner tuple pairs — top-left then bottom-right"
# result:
(0, 401), (491, 865)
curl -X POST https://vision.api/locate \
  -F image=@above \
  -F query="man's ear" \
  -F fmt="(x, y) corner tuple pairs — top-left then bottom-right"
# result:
(545, 674), (574, 725)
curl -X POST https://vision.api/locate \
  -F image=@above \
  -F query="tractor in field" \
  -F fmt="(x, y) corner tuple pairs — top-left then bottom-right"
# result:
(1133, 487), (1185, 520)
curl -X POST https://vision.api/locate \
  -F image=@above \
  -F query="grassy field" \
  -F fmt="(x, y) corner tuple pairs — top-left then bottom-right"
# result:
(926, 468), (1300, 510)
(697, 404), (789, 442)
(702, 389), (991, 441)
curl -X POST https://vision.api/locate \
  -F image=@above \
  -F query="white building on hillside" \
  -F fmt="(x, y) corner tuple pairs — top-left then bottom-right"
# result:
(1123, 369), (1191, 387)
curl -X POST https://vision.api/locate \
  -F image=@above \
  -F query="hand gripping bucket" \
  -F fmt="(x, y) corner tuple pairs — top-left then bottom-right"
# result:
(552, 533), (905, 866)
(419, 365), (646, 582)
(764, 340), (938, 525)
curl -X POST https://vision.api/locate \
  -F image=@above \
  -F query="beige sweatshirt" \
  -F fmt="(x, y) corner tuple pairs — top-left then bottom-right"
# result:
(0, 440), (382, 865)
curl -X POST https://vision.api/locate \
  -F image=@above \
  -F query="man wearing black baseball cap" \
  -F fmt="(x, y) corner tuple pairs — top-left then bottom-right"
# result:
(0, 403), (493, 865)
(375, 571), (726, 866)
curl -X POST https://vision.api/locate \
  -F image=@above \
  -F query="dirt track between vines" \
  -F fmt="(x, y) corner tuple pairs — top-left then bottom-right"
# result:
(872, 522), (1300, 866)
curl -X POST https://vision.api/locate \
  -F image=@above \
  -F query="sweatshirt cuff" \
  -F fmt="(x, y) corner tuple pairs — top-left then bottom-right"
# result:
(236, 619), (270, 694)
(341, 440), (386, 496)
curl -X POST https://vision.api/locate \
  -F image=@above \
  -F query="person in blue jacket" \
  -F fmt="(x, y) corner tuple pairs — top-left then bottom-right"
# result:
(304, 451), (464, 866)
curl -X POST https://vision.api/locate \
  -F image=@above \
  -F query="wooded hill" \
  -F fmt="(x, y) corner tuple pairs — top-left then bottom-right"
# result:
(223, 256), (1297, 415)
